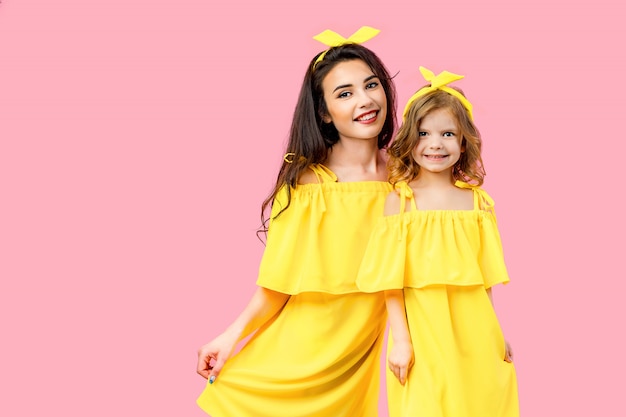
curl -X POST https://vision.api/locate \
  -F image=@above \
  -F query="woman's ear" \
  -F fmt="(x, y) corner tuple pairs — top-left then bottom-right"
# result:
(322, 114), (332, 124)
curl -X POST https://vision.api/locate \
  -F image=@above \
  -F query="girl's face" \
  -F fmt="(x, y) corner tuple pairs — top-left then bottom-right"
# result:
(412, 108), (464, 177)
(321, 59), (387, 143)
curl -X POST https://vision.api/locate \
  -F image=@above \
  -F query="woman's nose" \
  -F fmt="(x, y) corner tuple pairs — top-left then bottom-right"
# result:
(358, 90), (374, 107)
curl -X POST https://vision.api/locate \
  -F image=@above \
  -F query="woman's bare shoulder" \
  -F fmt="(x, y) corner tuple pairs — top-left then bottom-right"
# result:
(297, 166), (318, 185)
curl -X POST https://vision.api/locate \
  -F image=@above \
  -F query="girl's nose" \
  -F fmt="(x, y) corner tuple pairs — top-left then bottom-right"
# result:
(428, 140), (443, 149)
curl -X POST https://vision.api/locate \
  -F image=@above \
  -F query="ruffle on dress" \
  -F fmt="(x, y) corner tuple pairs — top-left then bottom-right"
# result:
(357, 181), (509, 291)
(257, 164), (393, 294)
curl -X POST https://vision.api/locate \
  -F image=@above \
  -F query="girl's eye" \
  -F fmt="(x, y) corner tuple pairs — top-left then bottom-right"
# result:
(418, 132), (427, 137)
(338, 91), (351, 98)
(443, 132), (456, 137)
(366, 81), (379, 89)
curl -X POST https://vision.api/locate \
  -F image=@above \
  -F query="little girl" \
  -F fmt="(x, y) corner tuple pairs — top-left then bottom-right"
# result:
(357, 67), (519, 416)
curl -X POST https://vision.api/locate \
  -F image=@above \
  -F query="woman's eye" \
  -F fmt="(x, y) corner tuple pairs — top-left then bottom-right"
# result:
(338, 91), (351, 98)
(366, 82), (379, 89)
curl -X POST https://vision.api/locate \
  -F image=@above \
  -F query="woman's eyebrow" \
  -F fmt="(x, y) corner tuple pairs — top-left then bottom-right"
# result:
(332, 75), (379, 93)
(333, 83), (353, 93)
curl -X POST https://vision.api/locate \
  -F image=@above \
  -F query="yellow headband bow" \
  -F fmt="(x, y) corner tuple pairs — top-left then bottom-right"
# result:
(312, 26), (380, 66)
(403, 66), (474, 121)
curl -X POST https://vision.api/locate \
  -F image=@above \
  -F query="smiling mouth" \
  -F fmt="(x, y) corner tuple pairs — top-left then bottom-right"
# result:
(355, 111), (378, 122)
(425, 155), (448, 159)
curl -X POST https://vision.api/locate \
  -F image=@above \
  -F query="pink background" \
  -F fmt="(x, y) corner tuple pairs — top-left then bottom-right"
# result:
(1, 0), (624, 415)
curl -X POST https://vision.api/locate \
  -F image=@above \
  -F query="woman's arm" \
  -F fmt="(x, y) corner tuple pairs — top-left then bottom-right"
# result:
(385, 289), (414, 385)
(196, 287), (290, 381)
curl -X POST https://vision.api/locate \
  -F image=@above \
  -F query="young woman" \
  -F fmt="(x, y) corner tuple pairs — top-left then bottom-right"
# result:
(196, 27), (397, 417)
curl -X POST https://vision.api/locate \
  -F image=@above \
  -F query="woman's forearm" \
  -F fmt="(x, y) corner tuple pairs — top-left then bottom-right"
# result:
(224, 286), (291, 341)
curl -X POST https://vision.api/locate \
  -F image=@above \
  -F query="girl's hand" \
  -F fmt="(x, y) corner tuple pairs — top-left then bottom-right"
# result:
(388, 340), (414, 385)
(196, 330), (239, 383)
(504, 340), (514, 363)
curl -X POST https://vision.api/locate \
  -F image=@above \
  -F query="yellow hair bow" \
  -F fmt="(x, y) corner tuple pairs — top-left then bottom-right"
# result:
(313, 26), (380, 66)
(403, 66), (474, 121)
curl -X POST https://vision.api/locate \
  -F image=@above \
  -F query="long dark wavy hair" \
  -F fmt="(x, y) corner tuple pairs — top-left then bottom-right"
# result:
(258, 43), (397, 237)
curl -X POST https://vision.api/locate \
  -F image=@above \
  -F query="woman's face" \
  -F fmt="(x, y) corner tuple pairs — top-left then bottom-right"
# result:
(321, 59), (387, 143)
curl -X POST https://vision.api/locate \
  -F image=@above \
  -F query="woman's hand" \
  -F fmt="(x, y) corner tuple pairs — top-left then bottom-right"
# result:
(196, 287), (291, 383)
(197, 330), (239, 382)
(388, 340), (414, 385)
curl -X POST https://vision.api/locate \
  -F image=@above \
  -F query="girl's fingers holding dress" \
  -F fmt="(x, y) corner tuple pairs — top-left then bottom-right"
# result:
(398, 367), (407, 385)
(504, 341), (514, 362)
(389, 363), (405, 384)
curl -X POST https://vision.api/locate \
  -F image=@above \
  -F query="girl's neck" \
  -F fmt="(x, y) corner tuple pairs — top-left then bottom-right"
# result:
(412, 170), (456, 190)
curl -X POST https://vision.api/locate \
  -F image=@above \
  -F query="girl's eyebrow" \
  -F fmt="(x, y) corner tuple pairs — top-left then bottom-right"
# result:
(332, 75), (379, 93)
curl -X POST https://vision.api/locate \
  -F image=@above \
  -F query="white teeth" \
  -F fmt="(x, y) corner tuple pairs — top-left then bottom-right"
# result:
(357, 112), (376, 121)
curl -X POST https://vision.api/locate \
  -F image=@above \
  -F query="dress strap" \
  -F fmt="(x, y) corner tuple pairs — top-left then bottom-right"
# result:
(454, 180), (496, 216)
(304, 164), (337, 217)
(395, 181), (418, 213)
(308, 164), (338, 183)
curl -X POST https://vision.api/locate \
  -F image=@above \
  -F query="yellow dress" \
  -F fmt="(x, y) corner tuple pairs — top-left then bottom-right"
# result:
(357, 181), (519, 417)
(197, 165), (393, 417)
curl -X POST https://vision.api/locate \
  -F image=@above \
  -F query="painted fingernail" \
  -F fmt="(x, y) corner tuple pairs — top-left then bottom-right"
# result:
(209, 376), (216, 384)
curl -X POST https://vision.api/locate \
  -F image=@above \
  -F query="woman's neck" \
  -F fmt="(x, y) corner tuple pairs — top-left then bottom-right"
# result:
(325, 139), (386, 181)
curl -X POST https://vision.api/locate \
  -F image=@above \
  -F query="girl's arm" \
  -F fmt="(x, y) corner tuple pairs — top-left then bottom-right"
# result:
(197, 287), (290, 381)
(486, 287), (514, 362)
(385, 289), (414, 385)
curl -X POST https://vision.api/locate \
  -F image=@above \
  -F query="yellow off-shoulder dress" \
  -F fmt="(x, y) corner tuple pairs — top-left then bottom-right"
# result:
(357, 181), (519, 417)
(197, 165), (393, 417)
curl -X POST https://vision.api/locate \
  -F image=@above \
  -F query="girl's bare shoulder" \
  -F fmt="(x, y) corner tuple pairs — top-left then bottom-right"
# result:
(384, 189), (403, 216)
